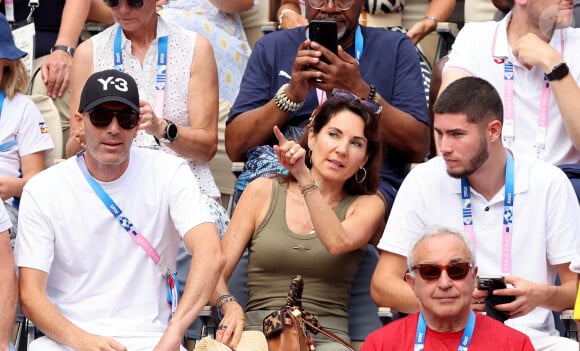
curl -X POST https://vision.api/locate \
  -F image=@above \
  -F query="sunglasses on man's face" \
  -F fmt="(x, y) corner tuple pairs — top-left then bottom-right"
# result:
(87, 108), (140, 130)
(103, 0), (144, 9)
(411, 262), (472, 281)
(328, 88), (383, 117)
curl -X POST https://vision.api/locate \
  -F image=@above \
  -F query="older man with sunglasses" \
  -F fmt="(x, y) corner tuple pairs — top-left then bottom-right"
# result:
(15, 70), (225, 351)
(363, 226), (535, 350)
(371, 77), (580, 350)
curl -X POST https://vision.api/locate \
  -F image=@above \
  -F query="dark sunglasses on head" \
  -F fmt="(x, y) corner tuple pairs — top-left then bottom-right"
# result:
(329, 88), (383, 117)
(411, 262), (472, 281)
(88, 108), (140, 130)
(103, 0), (144, 8)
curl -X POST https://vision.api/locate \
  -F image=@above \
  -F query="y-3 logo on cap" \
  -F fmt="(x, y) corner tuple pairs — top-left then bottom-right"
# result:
(97, 77), (129, 92)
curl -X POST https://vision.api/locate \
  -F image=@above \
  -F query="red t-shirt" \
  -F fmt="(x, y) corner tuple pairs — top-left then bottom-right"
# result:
(361, 313), (535, 351)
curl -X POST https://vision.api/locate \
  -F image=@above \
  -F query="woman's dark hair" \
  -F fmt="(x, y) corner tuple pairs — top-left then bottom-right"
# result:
(295, 96), (383, 195)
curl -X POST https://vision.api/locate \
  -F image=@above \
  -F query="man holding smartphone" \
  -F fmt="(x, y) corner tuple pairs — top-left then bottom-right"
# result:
(371, 77), (580, 350)
(227, 0), (430, 208)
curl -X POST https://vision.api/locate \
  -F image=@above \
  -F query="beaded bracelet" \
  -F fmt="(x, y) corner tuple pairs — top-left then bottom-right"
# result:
(216, 293), (234, 308)
(216, 294), (237, 319)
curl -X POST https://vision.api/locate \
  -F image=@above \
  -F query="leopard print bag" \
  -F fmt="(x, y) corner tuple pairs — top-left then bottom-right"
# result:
(262, 275), (318, 351)
(262, 275), (355, 351)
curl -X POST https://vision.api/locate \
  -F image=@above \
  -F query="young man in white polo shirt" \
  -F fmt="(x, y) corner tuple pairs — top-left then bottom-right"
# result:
(370, 77), (580, 351)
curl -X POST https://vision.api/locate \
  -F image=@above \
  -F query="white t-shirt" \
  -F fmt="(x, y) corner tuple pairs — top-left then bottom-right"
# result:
(0, 205), (10, 233)
(0, 93), (54, 179)
(444, 13), (580, 165)
(15, 147), (213, 337)
(378, 152), (580, 340)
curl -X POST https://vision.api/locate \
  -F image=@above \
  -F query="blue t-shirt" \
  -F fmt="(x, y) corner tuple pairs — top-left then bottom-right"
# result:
(229, 26), (429, 204)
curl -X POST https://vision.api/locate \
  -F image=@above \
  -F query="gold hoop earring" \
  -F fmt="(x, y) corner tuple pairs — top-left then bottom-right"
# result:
(355, 167), (367, 184)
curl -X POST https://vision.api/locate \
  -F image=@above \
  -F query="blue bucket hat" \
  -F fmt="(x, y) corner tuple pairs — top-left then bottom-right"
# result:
(0, 13), (27, 60)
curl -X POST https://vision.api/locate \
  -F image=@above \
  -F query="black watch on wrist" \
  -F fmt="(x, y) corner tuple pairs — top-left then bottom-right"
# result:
(545, 62), (569, 81)
(50, 45), (75, 57)
(161, 119), (178, 143)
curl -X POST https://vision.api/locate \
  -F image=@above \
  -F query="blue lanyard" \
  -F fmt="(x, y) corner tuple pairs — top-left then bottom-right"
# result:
(113, 26), (168, 117)
(0, 91), (18, 152)
(75, 151), (180, 315)
(461, 150), (514, 274)
(415, 311), (476, 350)
(354, 25), (363, 62)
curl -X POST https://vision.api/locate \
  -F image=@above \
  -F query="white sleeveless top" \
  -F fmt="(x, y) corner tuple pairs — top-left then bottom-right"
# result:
(91, 18), (220, 199)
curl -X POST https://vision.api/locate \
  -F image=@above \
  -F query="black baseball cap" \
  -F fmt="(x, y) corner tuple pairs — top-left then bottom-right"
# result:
(79, 69), (140, 114)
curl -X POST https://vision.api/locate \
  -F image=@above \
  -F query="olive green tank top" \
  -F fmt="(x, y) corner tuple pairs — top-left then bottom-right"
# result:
(246, 181), (365, 318)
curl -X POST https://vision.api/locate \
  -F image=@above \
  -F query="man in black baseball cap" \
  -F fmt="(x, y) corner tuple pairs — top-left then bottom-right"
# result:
(78, 69), (140, 114)
(15, 68), (225, 351)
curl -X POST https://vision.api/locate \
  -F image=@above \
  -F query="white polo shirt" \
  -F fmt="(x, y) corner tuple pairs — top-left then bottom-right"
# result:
(444, 13), (580, 165)
(379, 152), (580, 340)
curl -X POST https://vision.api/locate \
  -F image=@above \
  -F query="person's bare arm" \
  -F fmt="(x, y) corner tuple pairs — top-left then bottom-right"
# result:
(494, 263), (578, 319)
(512, 34), (580, 151)
(210, 178), (272, 348)
(0, 232), (16, 351)
(20, 267), (127, 351)
(209, 0), (253, 14)
(42, 0), (112, 99)
(0, 152), (45, 201)
(406, 0), (456, 45)
(278, 0), (308, 29)
(154, 223), (225, 351)
(439, 69), (470, 97)
(65, 39), (94, 158)
(370, 250), (420, 313)
(140, 35), (218, 161)
(87, 0), (114, 24)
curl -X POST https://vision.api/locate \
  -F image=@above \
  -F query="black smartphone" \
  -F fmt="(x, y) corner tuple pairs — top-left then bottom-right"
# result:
(477, 275), (507, 290)
(308, 20), (338, 64)
(477, 275), (515, 322)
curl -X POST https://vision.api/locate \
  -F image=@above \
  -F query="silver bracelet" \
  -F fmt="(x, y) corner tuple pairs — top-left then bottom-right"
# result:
(274, 83), (305, 113)
(423, 15), (439, 27)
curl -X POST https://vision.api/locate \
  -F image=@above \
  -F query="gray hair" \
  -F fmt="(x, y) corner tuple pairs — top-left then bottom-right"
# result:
(407, 225), (476, 277)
